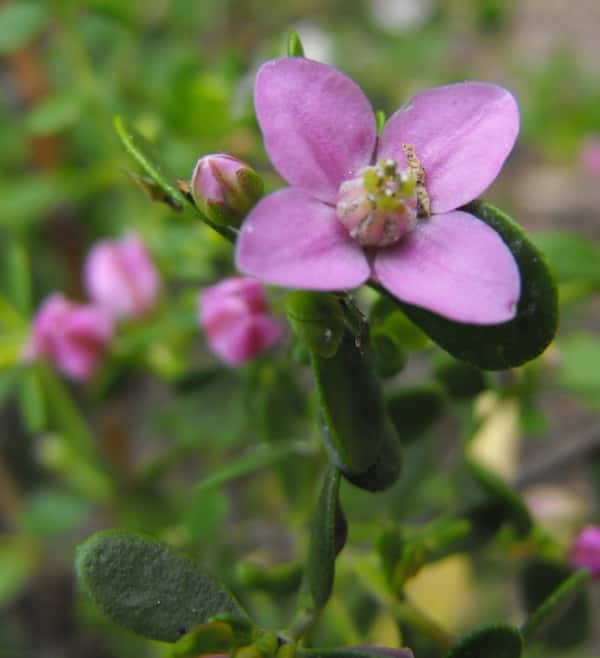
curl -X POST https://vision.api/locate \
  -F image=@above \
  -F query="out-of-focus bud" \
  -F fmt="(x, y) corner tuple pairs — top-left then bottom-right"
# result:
(580, 135), (600, 176)
(191, 154), (263, 227)
(569, 525), (600, 577)
(199, 277), (282, 366)
(84, 233), (160, 319)
(24, 293), (114, 381)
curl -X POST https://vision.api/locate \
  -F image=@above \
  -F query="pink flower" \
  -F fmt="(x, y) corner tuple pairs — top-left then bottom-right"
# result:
(199, 277), (283, 365)
(24, 293), (114, 381)
(580, 135), (600, 176)
(236, 58), (521, 325)
(569, 525), (600, 577)
(84, 234), (160, 319)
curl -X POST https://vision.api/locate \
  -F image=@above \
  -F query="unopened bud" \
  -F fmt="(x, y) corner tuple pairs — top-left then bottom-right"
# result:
(191, 154), (263, 227)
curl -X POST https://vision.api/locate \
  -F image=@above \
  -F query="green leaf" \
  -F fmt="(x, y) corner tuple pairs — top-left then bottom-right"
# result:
(169, 621), (234, 658)
(299, 649), (414, 658)
(113, 115), (185, 209)
(445, 624), (522, 658)
(531, 231), (600, 289)
(286, 292), (345, 358)
(17, 367), (46, 434)
(466, 460), (533, 537)
(5, 241), (32, 315)
(312, 334), (386, 475)
(344, 418), (403, 492)
(0, 537), (37, 605)
(25, 93), (82, 136)
(432, 354), (487, 399)
(236, 560), (303, 595)
(0, 2), (48, 55)
(369, 296), (429, 351)
(287, 31), (305, 57)
(305, 468), (342, 610)
(521, 567), (590, 644)
(558, 333), (600, 410)
(386, 385), (445, 443)
(19, 487), (88, 536)
(371, 331), (407, 378)
(520, 560), (590, 648)
(382, 201), (558, 370)
(76, 531), (247, 642)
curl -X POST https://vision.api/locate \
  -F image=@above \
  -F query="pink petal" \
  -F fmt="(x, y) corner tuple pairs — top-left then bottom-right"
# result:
(236, 188), (370, 290)
(209, 314), (283, 366)
(255, 58), (377, 204)
(378, 82), (519, 213)
(373, 211), (520, 325)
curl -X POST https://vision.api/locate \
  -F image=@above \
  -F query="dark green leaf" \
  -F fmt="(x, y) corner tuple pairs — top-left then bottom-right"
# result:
(466, 460), (533, 537)
(313, 334), (386, 474)
(371, 331), (407, 378)
(382, 201), (558, 370)
(344, 418), (403, 492)
(305, 468), (342, 610)
(236, 560), (303, 595)
(445, 624), (522, 658)
(369, 296), (429, 351)
(432, 354), (487, 399)
(286, 292), (345, 358)
(76, 531), (247, 642)
(0, 2), (48, 55)
(299, 648), (414, 658)
(386, 385), (445, 443)
(520, 560), (590, 648)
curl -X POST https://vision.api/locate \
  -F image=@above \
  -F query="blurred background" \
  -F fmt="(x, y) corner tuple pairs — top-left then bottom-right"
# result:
(1, 1), (599, 657)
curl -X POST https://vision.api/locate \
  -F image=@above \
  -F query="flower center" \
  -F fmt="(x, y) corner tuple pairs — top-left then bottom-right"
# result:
(336, 158), (419, 247)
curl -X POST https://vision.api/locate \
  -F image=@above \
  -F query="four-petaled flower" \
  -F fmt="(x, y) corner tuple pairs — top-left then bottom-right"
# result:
(236, 57), (521, 325)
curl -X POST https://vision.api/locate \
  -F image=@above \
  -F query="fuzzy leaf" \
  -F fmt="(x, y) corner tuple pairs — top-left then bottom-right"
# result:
(76, 531), (247, 642)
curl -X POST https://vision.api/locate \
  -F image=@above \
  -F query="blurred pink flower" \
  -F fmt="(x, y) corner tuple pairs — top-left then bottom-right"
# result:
(199, 277), (282, 365)
(236, 58), (521, 325)
(84, 234), (160, 319)
(24, 293), (114, 381)
(569, 525), (600, 577)
(580, 135), (600, 176)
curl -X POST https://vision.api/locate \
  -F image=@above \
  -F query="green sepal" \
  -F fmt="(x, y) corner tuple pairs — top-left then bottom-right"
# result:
(445, 624), (523, 658)
(312, 333), (386, 475)
(386, 384), (445, 443)
(286, 292), (345, 358)
(382, 201), (558, 370)
(304, 467), (342, 611)
(343, 418), (402, 492)
(287, 31), (305, 57)
(519, 560), (590, 648)
(75, 530), (247, 642)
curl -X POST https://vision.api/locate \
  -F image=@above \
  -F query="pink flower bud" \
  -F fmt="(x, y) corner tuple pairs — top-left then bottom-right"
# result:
(84, 234), (160, 319)
(199, 277), (282, 365)
(191, 154), (263, 226)
(569, 525), (600, 577)
(580, 136), (600, 176)
(24, 293), (114, 381)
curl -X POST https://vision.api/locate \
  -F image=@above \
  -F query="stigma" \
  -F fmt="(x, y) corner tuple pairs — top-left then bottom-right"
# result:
(336, 159), (418, 247)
